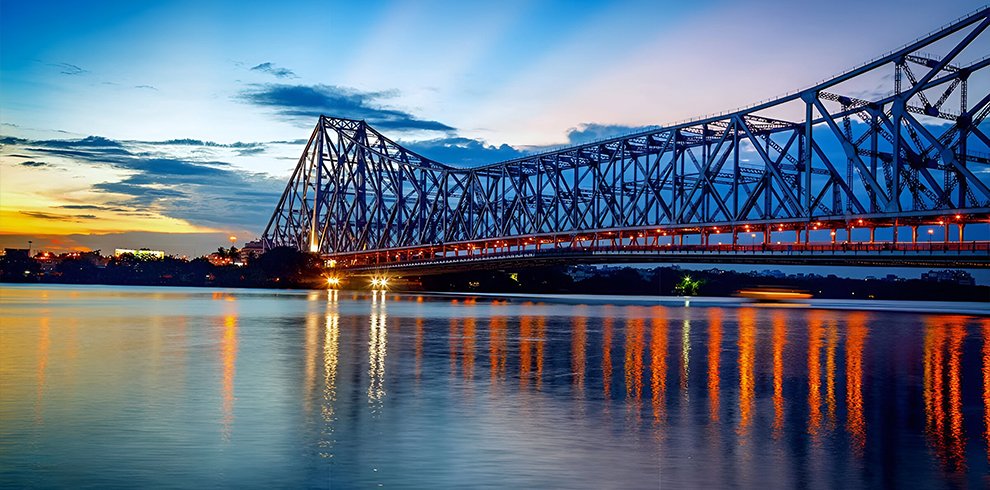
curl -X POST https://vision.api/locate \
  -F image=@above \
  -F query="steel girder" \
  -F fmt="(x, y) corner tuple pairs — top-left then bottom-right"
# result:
(263, 8), (990, 255)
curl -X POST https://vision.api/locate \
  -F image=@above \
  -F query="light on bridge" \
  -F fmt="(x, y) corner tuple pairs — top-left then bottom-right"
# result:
(370, 277), (390, 289)
(327, 277), (341, 288)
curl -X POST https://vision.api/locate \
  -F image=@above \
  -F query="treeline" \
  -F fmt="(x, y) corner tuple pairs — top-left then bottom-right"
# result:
(0, 247), (325, 289)
(419, 266), (990, 302)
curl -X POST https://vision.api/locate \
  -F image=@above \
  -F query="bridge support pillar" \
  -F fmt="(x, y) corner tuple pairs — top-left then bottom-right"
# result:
(732, 231), (738, 246)
(958, 223), (965, 242)
(795, 230), (800, 245)
(869, 228), (875, 244)
(911, 225), (918, 244)
(893, 219), (899, 244)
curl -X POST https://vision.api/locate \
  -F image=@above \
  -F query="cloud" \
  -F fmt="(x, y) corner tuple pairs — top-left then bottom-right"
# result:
(18, 160), (49, 167)
(560, 123), (658, 146)
(250, 62), (297, 79)
(134, 85), (158, 91)
(57, 204), (129, 212)
(49, 62), (86, 75)
(403, 137), (526, 167)
(240, 83), (455, 132)
(400, 123), (656, 167)
(35, 135), (123, 148)
(20, 211), (98, 221)
(5, 136), (286, 231)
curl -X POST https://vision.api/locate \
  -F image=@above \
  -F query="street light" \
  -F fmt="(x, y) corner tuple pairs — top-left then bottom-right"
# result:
(927, 228), (934, 244)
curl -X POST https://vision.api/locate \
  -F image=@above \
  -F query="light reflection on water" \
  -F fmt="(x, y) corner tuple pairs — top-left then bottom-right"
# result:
(1, 284), (990, 488)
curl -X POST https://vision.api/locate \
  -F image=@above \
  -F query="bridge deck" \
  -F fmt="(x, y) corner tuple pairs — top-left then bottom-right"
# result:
(335, 241), (990, 275)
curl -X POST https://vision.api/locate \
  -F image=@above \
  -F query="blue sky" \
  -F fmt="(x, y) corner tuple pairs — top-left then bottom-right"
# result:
(0, 0), (986, 256)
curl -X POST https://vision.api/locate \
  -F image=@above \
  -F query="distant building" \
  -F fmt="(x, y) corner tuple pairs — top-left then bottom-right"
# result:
(240, 240), (265, 262)
(2, 248), (29, 259)
(920, 269), (975, 286)
(114, 248), (165, 260)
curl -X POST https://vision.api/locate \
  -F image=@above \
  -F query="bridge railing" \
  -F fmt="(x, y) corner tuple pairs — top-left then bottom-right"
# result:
(333, 241), (989, 269)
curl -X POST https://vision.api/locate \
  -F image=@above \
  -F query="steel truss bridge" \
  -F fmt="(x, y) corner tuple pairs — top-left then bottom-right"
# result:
(263, 8), (990, 273)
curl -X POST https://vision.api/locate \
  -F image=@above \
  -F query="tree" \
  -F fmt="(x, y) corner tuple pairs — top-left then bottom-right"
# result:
(674, 274), (704, 296)
(251, 246), (323, 287)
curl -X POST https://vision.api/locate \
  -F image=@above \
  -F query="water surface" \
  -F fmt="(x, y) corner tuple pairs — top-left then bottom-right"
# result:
(1, 285), (988, 488)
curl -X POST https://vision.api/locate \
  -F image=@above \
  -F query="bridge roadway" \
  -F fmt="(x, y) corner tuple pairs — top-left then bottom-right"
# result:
(332, 241), (990, 276)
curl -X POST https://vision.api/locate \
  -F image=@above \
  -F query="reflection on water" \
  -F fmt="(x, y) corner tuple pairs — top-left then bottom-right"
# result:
(2, 285), (990, 488)
(738, 307), (755, 436)
(650, 312), (668, 426)
(924, 316), (968, 474)
(220, 313), (237, 441)
(35, 317), (49, 425)
(985, 319), (990, 465)
(368, 290), (387, 407)
(319, 289), (339, 459)
(808, 310), (824, 440)
(601, 313), (614, 406)
(846, 312), (867, 454)
(571, 311), (586, 394)
(708, 309), (721, 423)
(489, 315), (507, 385)
(771, 310), (786, 436)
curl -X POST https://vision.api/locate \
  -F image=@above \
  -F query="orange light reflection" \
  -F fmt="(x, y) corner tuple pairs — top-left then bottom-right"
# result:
(924, 316), (967, 474)
(603, 315), (614, 404)
(807, 310), (824, 439)
(572, 313), (587, 393)
(221, 314), (238, 441)
(737, 308), (756, 435)
(624, 317), (645, 408)
(650, 312), (668, 425)
(825, 320), (838, 429)
(520, 316), (532, 389)
(845, 312), (868, 455)
(772, 311), (787, 437)
(707, 309), (722, 422)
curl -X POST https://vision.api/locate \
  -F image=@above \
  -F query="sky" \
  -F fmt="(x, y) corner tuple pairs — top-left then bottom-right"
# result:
(0, 0), (987, 258)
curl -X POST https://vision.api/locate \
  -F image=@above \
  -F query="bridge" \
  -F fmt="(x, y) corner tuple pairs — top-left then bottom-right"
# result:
(262, 8), (990, 274)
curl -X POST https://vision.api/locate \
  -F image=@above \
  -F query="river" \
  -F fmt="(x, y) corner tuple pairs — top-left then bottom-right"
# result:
(1, 284), (988, 488)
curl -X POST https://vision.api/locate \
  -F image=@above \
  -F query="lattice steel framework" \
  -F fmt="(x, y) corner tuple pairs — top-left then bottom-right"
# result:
(263, 8), (990, 255)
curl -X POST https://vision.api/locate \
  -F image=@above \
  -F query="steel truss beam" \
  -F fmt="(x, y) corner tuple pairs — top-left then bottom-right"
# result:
(263, 8), (990, 256)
